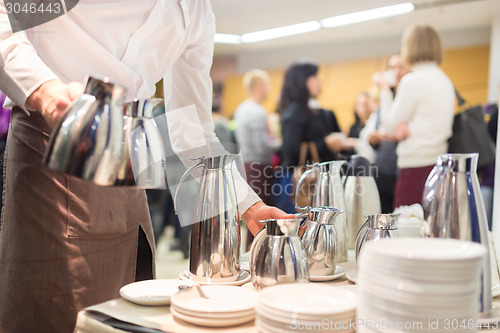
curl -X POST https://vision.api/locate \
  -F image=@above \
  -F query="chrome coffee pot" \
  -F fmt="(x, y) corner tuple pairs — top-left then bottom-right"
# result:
(343, 155), (381, 249)
(422, 153), (492, 313)
(301, 207), (343, 276)
(355, 214), (400, 260)
(250, 218), (309, 290)
(114, 98), (166, 188)
(174, 154), (240, 283)
(43, 77), (126, 185)
(295, 161), (348, 262)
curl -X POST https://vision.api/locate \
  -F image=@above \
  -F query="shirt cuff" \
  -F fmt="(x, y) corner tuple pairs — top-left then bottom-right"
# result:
(1, 50), (58, 110)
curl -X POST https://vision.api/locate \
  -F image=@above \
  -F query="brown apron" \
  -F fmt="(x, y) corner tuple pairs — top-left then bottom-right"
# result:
(0, 108), (155, 333)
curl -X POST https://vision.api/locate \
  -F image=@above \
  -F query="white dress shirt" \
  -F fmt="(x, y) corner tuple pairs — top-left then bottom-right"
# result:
(0, 0), (261, 214)
(379, 62), (455, 168)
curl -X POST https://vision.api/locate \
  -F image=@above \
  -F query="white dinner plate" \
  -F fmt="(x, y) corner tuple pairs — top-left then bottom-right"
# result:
(256, 305), (355, 326)
(310, 266), (346, 282)
(178, 270), (251, 286)
(256, 314), (354, 333)
(360, 238), (486, 262)
(172, 304), (255, 319)
(170, 306), (254, 327)
(171, 285), (258, 314)
(258, 284), (357, 316)
(119, 279), (198, 306)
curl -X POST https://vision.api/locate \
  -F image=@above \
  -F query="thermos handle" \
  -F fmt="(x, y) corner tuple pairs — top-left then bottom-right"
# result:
(173, 158), (204, 215)
(294, 166), (317, 210)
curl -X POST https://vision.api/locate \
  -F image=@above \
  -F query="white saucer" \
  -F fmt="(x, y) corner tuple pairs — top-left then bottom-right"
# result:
(179, 270), (251, 286)
(310, 266), (346, 282)
(119, 279), (198, 306)
(346, 269), (357, 284)
(170, 306), (254, 327)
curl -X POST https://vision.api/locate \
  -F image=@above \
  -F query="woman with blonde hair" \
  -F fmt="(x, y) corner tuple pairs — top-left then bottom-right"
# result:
(376, 24), (455, 208)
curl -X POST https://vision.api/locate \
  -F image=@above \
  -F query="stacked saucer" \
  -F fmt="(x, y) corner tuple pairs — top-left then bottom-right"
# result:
(357, 238), (486, 333)
(170, 285), (257, 327)
(256, 284), (357, 333)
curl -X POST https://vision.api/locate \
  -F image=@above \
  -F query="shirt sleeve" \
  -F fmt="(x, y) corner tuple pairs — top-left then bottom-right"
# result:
(379, 75), (418, 135)
(163, 5), (261, 215)
(0, 1), (58, 109)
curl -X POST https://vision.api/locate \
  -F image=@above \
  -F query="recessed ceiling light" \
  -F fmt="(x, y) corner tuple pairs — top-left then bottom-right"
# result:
(214, 33), (242, 44)
(320, 2), (415, 28)
(241, 21), (321, 43)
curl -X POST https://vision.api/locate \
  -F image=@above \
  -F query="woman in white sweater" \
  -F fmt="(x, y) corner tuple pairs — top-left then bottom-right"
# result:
(377, 24), (455, 208)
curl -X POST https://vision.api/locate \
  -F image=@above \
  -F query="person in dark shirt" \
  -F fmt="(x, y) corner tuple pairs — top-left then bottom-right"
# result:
(274, 61), (353, 212)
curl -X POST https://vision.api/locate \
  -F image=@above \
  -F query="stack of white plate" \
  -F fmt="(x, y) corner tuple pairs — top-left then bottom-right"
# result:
(357, 238), (486, 333)
(170, 285), (258, 327)
(256, 284), (357, 333)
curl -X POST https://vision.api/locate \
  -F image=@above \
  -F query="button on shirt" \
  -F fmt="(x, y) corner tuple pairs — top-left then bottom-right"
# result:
(0, 0), (260, 213)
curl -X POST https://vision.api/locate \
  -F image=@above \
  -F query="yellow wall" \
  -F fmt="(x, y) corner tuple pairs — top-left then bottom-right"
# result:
(222, 45), (490, 132)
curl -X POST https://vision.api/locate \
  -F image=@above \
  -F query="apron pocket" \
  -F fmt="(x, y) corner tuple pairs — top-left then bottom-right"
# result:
(67, 176), (128, 237)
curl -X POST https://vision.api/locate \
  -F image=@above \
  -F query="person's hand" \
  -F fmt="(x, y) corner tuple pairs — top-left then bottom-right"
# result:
(26, 79), (84, 127)
(372, 71), (391, 91)
(368, 130), (389, 147)
(325, 133), (346, 152)
(241, 201), (294, 235)
(394, 123), (410, 141)
(344, 137), (358, 150)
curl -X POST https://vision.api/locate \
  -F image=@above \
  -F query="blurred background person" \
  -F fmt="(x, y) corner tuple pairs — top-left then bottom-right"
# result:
(376, 25), (454, 209)
(234, 69), (281, 245)
(483, 103), (498, 229)
(234, 69), (281, 206)
(344, 90), (375, 160)
(212, 89), (237, 154)
(276, 61), (354, 212)
(358, 53), (409, 212)
(348, 91), (374, 139)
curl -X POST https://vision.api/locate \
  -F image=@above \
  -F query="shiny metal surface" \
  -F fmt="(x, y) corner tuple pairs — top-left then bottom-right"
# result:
(114, 99), (166, 188)
(43, 77), (126, 185)
(301, 207), (343, 276)
(345, 175), (381, 250)
(422, 153), (492, 313)
(174, 155), (241, 283)
(295, 161), (348, 262)
(250, 218), (309, 290)
(355, 214), (400, 260)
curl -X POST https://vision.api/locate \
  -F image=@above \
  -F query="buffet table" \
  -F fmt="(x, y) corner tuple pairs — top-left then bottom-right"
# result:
(75, 261), (358, 333)
(75, 260), (500, 333)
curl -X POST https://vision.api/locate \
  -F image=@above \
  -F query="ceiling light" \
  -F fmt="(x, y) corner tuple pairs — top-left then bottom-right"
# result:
(241, 21), (321, 43)
(320, 2), (415, 28)
(214, 34), (241, 44)
(214, 33), (242, 44)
